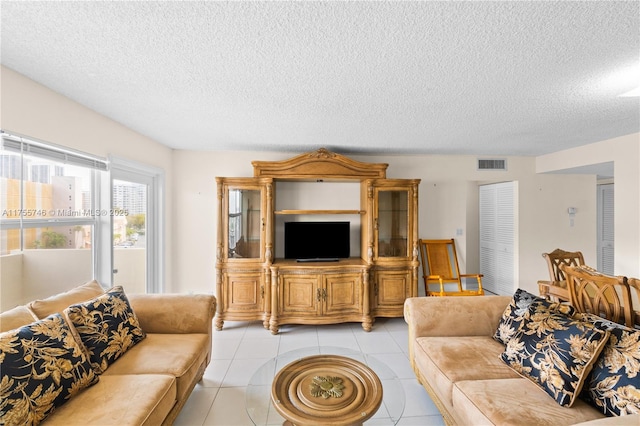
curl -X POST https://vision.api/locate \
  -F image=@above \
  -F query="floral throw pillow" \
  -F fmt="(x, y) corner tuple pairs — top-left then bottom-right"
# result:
(64, 286), (145, 374)
(0, 313), (99, 425)
(493, 288), (575, 345)
(576, 313), (640, 416)
(500, 301), (610, 407)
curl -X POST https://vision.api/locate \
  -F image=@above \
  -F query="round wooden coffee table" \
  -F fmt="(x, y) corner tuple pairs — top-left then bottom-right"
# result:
(246, 347), (405, 425)
(271, 354), (383, 426)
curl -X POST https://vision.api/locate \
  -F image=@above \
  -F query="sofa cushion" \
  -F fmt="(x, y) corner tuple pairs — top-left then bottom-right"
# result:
(500, 301), (610, 407)
(101, 333), (210, 402)
(27, 280), (105, 319)
(452, 378), (606, 426)
(42, 374), (176, 426)
(414, 336), (520, 409)
(64, 286), (146, 374)
(576, 313), (640, 416)
(0, 313), (99, 425)
(493, 288), (575, 345)
(0, 305), (37, 332)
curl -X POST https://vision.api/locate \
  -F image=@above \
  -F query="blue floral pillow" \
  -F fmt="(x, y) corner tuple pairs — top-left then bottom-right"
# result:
(0, 313), (99, 425)
(493, 288), (575, 345)
(577, 313), (640, 416)
(500, 300), (610, 407)
(64, 286), (145, 374)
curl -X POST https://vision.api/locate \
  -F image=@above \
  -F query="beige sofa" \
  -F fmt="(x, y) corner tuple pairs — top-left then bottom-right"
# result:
(0, 281), (216, 425)
(404, 295), (640, 426)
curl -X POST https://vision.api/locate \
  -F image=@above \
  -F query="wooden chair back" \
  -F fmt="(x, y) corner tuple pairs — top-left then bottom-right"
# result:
(418, 239), (484, 297)
(538, 248), (585, 302)
(561, 264), (634, 328)
(543, 248), (585, 281)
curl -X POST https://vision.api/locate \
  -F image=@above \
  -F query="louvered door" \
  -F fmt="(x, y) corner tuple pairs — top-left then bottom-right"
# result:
(479, 182), (516, 295)
(597, 183), (614, 274)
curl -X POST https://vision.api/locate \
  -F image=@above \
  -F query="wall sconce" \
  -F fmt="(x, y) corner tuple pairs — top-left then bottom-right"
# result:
(568, 207), (577, 227)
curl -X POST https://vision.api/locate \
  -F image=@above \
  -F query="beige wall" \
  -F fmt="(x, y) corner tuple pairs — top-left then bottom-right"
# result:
(173, 150), (598, 296)
(0, 66), (176, 295)
(537, 133), (640, 275)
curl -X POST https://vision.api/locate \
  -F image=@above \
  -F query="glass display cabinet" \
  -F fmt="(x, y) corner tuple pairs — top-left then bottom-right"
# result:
(364, 179), (420, 318)
(215, 177), (273, 330)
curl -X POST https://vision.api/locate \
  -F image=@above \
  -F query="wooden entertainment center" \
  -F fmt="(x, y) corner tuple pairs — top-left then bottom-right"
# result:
(215, 148), (420, 334)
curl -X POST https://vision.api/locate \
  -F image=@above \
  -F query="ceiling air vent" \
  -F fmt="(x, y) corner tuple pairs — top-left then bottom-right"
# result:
(477, 158), (507, 171)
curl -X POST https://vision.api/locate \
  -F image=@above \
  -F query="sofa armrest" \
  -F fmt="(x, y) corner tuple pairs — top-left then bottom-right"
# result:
(128, 294), (216, 334)
(404, 295), (511, 338)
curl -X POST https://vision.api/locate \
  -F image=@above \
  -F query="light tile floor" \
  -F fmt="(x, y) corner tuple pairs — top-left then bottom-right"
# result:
(175, 318), (445, 426)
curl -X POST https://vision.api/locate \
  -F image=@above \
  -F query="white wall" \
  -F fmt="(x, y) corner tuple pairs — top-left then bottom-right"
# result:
(22, 250), (93, 302)
(173, 150), (598, 296)
(537, 133), (640, 276)
(0, 66), (176, 294)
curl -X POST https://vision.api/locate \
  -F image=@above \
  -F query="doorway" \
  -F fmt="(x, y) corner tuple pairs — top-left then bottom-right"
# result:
(110, 157), (164, 293)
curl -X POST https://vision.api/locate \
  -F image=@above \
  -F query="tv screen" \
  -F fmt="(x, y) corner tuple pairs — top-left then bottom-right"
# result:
(284, 221), (350, 260)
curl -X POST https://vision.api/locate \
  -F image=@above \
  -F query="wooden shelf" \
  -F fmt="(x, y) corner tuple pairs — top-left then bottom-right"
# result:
(275, 209), (365, 215)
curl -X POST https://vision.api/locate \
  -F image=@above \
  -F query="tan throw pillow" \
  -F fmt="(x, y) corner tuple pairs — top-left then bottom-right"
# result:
(0, 305), (38, 332)
(64, 286), (146, 374)
(27, 280), (105, 319)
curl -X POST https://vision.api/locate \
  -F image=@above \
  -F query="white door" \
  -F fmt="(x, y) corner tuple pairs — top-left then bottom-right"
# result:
(597, 183), (614, 274)
(480, 182), (516, 295)
(110, 157), (164, 293)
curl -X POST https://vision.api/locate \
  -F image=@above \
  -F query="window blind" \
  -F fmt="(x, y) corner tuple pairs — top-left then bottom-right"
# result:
(1, 131), (108, 171)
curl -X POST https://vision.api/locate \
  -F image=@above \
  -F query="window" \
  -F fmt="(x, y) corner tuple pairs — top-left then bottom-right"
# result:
(1, 131), (108, 283)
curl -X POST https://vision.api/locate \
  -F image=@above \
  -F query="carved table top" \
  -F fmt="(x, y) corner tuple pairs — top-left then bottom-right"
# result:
(271, 354), (383, 426)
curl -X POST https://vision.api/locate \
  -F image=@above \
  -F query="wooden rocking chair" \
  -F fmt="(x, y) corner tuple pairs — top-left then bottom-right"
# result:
(418, 238), (484, 297)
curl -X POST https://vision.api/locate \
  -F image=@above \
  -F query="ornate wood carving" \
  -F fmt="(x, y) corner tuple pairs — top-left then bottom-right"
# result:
(252, 148), (388, 180)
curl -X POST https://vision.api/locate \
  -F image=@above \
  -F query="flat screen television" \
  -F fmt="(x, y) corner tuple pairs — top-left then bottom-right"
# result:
(284, 221), (350, 261)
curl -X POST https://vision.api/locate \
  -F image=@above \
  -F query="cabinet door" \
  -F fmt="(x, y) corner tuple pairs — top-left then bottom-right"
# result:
(280, 275), (320, 315)
(323, 273), (363, 316)
(375, 188), (409, 259)
(373, 270), (411, 312)
(227, 187), (264, 259)
(222, 272), (264, 314)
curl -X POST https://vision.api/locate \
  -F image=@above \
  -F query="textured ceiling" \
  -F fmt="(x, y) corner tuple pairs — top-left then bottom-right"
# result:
(1, 1), (639, 156)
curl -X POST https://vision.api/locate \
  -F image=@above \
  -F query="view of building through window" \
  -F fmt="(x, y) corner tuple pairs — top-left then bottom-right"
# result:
(0, 148), (148, 256)
(113, 179), (146, 248)
(0, 150), (95, 255)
